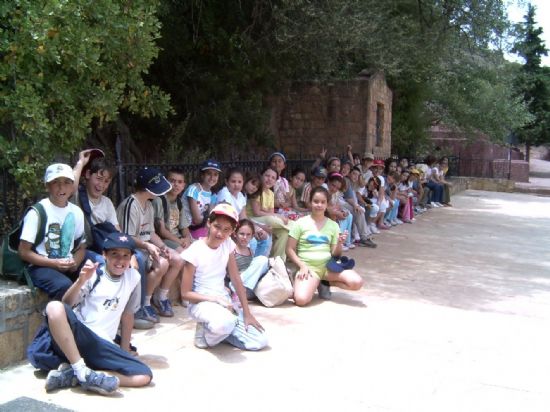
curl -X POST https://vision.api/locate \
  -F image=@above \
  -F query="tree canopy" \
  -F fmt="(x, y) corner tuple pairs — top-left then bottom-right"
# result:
(512, 3), (550, 160)
(0, 0), (537, 193)
(0, 0), (171, 194)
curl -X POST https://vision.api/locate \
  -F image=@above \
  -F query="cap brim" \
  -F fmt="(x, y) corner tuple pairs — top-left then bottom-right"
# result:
(211, 210), (238, 223)
(201, 167), (222, 172)
(146, 180), (172, 196)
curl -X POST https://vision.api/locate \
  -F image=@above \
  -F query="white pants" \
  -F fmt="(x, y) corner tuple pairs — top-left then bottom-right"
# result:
(188, 301), (268, 350)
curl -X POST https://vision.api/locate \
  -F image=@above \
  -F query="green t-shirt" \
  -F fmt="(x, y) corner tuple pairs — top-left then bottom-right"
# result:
(289, 215), (339, 276)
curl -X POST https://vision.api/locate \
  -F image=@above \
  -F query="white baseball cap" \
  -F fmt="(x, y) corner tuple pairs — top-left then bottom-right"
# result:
(44, 163), (75, 183)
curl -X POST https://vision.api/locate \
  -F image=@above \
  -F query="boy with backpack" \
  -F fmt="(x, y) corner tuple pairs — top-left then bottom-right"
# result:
(117, 167), (184, 321)
(18, 163), (86, 300)
(37, 232), (152, 396)
(152, 168), (192, 253)
(72, 149), (120, 264)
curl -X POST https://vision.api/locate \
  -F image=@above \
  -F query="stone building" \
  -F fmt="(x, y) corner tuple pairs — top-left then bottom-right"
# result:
(267, 70), (393, 159)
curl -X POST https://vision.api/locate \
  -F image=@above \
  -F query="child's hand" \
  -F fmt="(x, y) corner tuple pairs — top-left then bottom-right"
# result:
(214, 296), (233, 311)
(78, 149), (94, 165)
(243, 312), (265, 332)
(338, 231), (348, 245)
(319, 147), (327, 159)
(79, 259), (98, 283)
(54, 258), (76, 273)
(296, 265), (310, 280)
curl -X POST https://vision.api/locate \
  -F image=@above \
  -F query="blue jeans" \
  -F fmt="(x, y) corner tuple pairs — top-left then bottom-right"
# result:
(426, 181), (443, 203)
(384, 198), (400, 222)
(29, 266), (76, 300)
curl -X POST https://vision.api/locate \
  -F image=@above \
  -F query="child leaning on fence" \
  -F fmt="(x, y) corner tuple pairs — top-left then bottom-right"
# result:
(181, 203), (268, 351)
(33, 232), (152, 396)
(18, 163), (87, 300)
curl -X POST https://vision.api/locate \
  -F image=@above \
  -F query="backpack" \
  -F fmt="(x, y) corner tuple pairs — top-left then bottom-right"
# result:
(160, 195), (183, 228)
(254, 256), (293, 307)
(0, 202), (47, 288)
(78, 185), (118, 253)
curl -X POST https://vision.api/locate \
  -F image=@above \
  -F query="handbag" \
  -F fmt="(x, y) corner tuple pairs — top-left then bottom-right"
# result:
(254, 256), (293, 307)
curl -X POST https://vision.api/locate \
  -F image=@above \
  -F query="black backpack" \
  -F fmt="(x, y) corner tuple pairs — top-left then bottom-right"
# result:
(0, 203), (47, 288)
(78, 185), (118, 253)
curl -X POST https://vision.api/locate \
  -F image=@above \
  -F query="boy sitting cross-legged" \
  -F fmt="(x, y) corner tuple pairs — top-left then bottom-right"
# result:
(40, 232), (152, 395)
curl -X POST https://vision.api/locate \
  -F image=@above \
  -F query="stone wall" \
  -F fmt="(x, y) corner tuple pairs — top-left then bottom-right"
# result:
(0, 281), (48, 368)
(268, 71), (392, 159)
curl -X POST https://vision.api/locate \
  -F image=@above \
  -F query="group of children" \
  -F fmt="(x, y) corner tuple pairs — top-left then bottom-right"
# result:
(18, 146), (450, 396)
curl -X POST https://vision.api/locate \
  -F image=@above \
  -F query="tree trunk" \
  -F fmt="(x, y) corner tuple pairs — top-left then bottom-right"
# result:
(525, 142), (531, 163)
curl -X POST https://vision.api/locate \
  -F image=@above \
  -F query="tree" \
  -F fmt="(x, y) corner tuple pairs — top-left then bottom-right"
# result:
(512, 3), (550, 162)
(0, 0), (171, 194)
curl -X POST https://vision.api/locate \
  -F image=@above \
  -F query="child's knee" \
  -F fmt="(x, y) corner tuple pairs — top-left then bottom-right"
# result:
(293, 291), (313, 307)
(208, 316), (237, 337)
(45, 300), (66, 319)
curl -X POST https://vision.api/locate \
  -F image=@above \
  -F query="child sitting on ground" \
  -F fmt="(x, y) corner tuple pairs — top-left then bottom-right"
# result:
(19, 163), (86, 300)
(36, 232), (152, 396)
(231, 219), (269, 300)
(286, 186), (364, 307)
(181, 203), (268, 350)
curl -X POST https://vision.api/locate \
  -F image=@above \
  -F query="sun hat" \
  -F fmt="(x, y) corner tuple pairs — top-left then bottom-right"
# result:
(103, 232), (136, 254)
(200, 159), (222, 172)
(136, 167), (172, 196)
(210, 202), (239, 223)
(362, 152), (375, 160)
(44, 163), (74, 183)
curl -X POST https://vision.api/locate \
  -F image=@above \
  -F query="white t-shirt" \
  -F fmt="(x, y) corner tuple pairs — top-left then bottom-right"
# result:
(216, 186), (247, 215)
(181, 237), (235, 298)
(20, 198), (85, 259)
(74, 266), (141, 341)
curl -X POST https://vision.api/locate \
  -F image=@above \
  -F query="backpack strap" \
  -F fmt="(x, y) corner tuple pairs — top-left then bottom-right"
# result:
(89, 266), (103, 294)
(31, 202), (47, 249)
(161, 196), (169, 226)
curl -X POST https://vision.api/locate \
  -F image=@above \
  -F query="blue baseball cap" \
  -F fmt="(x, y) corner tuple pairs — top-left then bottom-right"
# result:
(103, 232), (136, 254)
(136, 167), (172, 196)
(200, 159), (222, 173)
(326, 256), (355, 273)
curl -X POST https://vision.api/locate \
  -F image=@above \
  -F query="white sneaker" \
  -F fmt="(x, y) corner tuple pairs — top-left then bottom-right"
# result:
(342, 245), (350, 251)
(394, 218), (404, 225)
(348, 243), (356, 249)
(370, 224), (380, 234)
(435, 202), (443, 207)
(430, 202), (439, 208)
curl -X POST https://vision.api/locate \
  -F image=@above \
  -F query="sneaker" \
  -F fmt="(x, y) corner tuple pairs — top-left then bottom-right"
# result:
(194, 323), (208, 349)
(81, 370), (120, 396)
(359, 238), (377, 248)
(378, 223), (390, 230)
(143, 305), (160, 323)
(370, 224), (380, 234)
(348, 243), (356, 249)
(45, 363), (78, 393)
(394, 218), (404, 225)
(342, 245), (350, 252)
(134, 308), (155, 330)
(152, 296), (174, 317)
(317, 281), (332, 300)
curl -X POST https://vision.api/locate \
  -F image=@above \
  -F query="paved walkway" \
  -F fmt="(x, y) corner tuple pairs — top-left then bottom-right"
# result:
(1, 190), (549, 412)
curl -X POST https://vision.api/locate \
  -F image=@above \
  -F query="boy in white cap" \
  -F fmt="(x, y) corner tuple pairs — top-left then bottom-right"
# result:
(18, 163), (87, 300)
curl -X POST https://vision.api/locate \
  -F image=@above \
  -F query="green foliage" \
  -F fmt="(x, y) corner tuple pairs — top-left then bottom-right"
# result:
(512, 4), (550, 151)
(0, 0), (171, 195)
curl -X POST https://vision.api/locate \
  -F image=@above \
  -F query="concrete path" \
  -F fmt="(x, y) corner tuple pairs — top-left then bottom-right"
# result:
(1, 190), (549, 412)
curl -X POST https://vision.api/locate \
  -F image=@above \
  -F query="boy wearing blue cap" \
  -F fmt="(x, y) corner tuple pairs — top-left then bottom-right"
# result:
(117, 167), (184, 323)
(182, 159), (222, 239)
(37, 232), (152, 396)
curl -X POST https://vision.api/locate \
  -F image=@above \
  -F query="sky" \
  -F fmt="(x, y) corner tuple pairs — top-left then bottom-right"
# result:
(507, 0), (550, 66)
